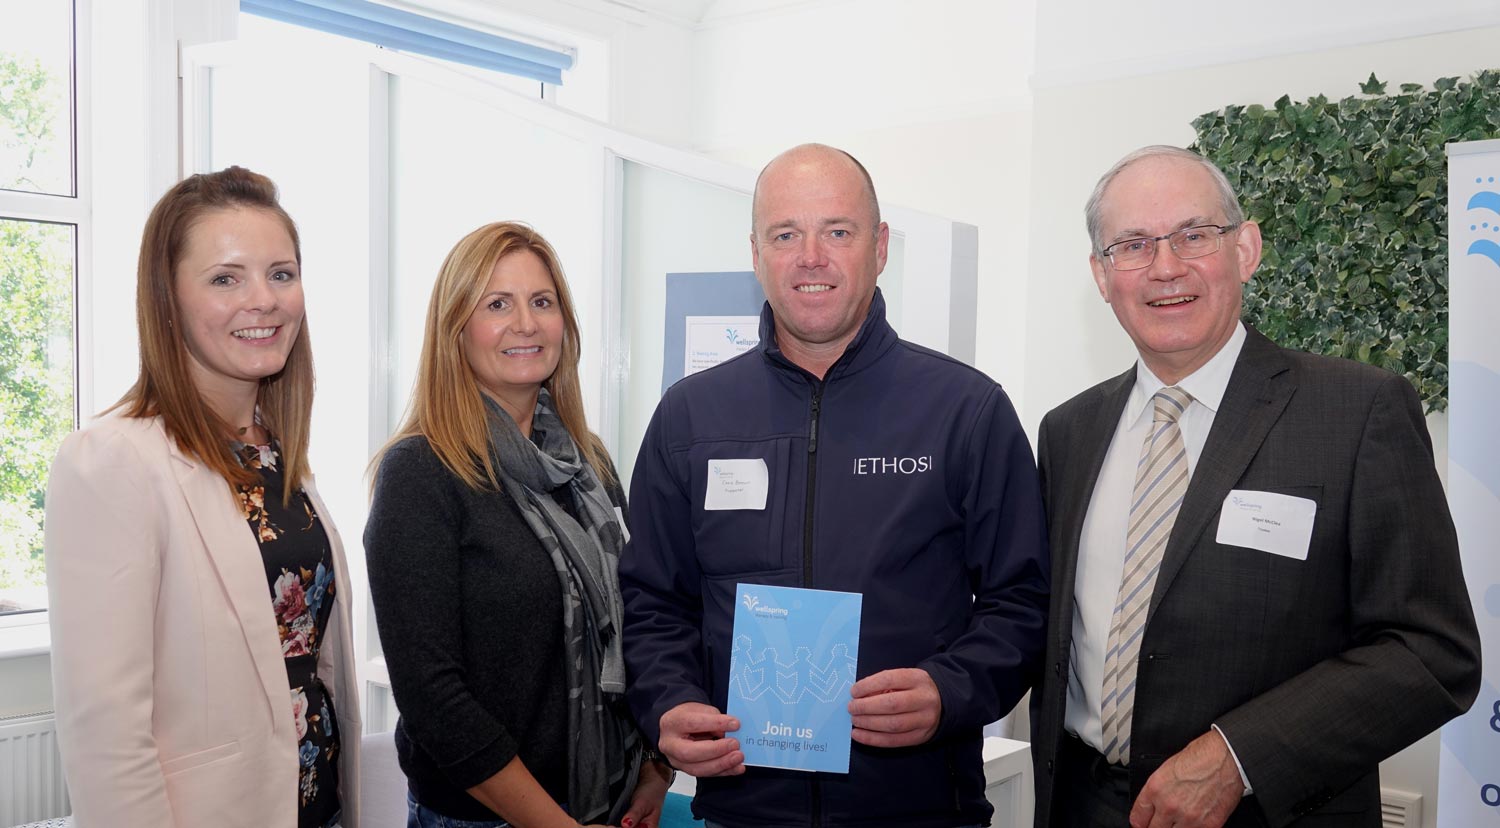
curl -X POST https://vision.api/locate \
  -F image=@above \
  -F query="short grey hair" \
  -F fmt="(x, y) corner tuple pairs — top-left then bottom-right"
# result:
(1084, 145), (1245, 254)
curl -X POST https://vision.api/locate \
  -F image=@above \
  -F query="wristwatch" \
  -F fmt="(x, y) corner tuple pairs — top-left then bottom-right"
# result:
(643, 747), (676, 784)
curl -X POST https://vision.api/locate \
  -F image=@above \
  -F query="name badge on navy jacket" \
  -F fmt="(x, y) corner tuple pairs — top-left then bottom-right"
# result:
(1216, 489), (1317, 560)
(705, 459), (769, 511)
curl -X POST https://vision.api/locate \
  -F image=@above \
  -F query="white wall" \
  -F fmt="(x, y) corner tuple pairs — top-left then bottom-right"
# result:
(690, 0), (1038, 403)
(400, 0), (697, 144)
(693, 0), (1033, 145)
(1022, 20), (1500, 826)
(608, 14), (696, 143)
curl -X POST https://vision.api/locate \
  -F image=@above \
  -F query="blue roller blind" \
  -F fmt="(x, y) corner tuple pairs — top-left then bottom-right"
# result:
(241, 0), (575, 85)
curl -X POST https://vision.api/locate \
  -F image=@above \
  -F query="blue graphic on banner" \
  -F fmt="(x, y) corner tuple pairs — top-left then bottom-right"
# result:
(1471, 239), (1500, 269)
(727, 584), (861, 773)
(1470, 190), (1500, 216)
(1465, 181), (1500, 270)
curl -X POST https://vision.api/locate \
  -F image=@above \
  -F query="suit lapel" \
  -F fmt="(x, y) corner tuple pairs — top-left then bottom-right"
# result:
(164, 430), (289, 722)
(1146, 327), (1294, 623)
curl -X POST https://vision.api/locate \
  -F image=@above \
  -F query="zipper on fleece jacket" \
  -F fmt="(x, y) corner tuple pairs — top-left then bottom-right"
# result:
(803, 380), (825, 828)
(802, 381), (824, 588)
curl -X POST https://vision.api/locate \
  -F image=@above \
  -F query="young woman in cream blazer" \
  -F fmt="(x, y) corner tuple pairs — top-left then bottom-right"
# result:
(44, 167), (359, 827)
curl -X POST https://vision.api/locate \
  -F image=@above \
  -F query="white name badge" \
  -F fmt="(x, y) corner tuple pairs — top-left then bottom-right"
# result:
(705, 459), (769, 511)
(1215, 489), (1317, 560)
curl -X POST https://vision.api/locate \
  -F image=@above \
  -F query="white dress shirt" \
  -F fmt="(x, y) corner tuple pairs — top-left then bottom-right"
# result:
(1065, 322), (1252, 788)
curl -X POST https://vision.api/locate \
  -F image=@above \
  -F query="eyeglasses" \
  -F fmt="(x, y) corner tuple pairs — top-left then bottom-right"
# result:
(1100, 224), (1240, 270)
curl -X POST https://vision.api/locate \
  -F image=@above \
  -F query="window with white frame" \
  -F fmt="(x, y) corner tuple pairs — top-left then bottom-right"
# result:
(0, 0), (85, 617)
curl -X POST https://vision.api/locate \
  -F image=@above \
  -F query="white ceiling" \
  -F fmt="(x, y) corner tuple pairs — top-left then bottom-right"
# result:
(397, 0), (777, 32)
(583, 0), (820, 26)
(593, 0), (708, 23)
(1033, 0), (1500, 86)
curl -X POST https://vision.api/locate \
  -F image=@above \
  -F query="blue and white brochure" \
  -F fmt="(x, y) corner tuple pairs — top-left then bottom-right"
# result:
(726, 583), (862, 773)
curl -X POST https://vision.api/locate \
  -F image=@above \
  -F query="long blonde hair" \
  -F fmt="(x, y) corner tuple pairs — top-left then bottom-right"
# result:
(373, 221), (613, 490)
(112, 166), (313, 505)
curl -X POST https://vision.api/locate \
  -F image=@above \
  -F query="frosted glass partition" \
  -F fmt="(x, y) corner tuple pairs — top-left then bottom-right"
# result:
(389, 74), (603, 432)
(616, 161), (751, 485)
(614, 160), (909, 489)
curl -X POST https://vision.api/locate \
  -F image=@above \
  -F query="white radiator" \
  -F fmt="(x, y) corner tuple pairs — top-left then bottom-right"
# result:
(0, 711), (70, 826)
(1380, 787), (1423, 828)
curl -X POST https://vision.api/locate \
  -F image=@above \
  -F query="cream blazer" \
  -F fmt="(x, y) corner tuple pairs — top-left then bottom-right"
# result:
(44, 412), (361, 827)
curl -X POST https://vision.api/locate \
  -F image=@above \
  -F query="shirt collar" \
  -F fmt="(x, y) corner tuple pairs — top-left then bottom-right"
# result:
(1124, 322), (1247, 428)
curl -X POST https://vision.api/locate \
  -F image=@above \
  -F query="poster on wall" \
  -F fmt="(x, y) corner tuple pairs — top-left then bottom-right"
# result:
(661, 271), (764, 395)
(1439, 138), (1500, 827)
(685, 315), (760, 378)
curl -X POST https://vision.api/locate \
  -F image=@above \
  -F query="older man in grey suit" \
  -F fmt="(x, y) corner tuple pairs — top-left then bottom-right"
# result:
(1030, 145), (1481, 828)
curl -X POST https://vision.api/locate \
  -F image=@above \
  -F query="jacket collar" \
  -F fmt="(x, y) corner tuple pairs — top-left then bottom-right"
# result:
(758, 287), (898, 382)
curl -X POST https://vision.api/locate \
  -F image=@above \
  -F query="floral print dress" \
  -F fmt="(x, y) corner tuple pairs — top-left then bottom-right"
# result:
(235, 440), (342, 828)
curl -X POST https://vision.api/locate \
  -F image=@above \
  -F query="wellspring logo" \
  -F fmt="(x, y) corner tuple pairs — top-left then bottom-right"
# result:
(741, 593), (789, 618)
(724, 328), (759, 348)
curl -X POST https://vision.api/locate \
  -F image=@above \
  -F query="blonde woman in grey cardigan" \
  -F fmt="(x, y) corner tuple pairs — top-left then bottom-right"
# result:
(365, 221), (671, 828)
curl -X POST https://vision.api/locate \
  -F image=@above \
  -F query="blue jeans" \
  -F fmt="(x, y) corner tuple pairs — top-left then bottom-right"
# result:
(407, 792), (510, 828)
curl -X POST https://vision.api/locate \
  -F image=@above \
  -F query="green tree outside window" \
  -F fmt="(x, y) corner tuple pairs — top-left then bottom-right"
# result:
(1, 53), (76, 611)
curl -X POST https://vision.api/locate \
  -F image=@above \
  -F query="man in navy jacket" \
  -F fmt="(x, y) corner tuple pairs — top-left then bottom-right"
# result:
(619, 143), (1050, 827)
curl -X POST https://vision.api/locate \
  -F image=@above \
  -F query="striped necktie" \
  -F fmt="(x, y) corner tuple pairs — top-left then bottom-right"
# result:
(1099, 385), (1193, 765)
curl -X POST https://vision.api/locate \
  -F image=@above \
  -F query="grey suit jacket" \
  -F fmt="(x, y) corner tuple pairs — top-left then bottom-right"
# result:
(1030, 327), (1480, 828)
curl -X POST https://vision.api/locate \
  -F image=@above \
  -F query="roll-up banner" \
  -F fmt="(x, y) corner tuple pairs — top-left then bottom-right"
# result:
(1440, 138), (1500, 826)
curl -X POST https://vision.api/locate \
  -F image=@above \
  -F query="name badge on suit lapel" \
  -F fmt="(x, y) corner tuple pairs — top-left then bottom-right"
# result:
(705, 459), (769, 511)
(1216, 489), (1317, 560)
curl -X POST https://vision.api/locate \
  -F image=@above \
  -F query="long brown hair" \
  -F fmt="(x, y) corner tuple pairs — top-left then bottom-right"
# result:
(372, 221), (613, 491)
(111, 166), (313, 504)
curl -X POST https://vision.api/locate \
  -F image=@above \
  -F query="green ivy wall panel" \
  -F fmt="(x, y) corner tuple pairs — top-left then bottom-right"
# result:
(1192, 69), (1500, 412)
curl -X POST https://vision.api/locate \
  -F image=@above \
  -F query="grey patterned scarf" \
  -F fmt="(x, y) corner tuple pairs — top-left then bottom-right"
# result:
(483, 389), (637, 822)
